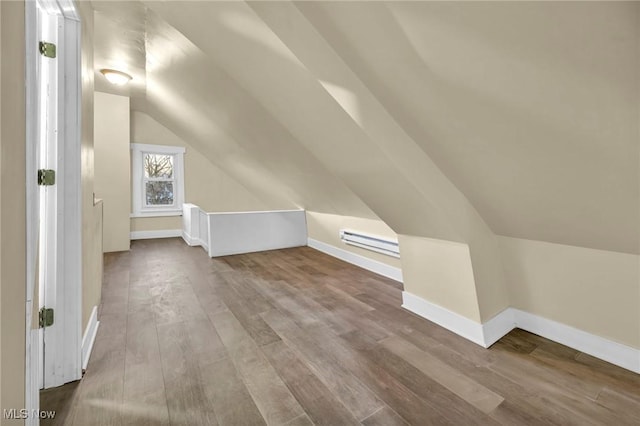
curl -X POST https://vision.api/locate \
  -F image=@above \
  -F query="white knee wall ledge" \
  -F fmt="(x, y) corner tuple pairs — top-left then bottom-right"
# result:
(402, 291), (640, 374)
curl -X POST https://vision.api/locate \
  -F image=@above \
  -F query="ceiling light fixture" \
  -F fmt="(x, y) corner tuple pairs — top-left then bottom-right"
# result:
(100, 68), (132, 86)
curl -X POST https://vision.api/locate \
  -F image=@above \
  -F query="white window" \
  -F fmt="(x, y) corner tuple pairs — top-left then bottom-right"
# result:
(131, 143), (185, 217)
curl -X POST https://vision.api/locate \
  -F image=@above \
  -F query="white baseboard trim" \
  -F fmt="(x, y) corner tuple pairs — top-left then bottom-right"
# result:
(482, 308), (517, 347)
(401, 291), (640, 373)
(81, 306), (100, 371)
(182, 230), (200, 247)
(307, 237), (403, 282)
(27, 329), (40, 426)
(130, 229), (182, 240)
(402, 291), (487, 346)
(182, 231), (208, 251)
(513, 308), (640, 374)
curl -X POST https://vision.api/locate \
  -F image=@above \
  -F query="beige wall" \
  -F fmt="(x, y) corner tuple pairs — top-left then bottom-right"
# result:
(1, 0), (4, 412)
(400, 235), (482, 322)
(1, 1), (26, 421)
(78, 0), (101, 338)
(499, 236), (640, 349)
(87, 201), (103, 327)
(130, 111), (267, 232)
(130, 216), (180, 233)
(94, 91), (130, 252)
(306, 211), (401, 269)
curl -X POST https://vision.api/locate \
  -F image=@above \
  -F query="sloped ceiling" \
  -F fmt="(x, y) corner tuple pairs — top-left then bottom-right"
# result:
(92, 1), (639, 255)
(92, 1), (146, 108)
(296, 1), (639, 254)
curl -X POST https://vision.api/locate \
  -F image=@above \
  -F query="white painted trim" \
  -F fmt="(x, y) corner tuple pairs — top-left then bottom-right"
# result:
(513, 308), (640, 374)
(130, 142), (185, 154)
(81, 306), (100, 371)
(401, 292), (640, 374)
(28, 330), (40, 426)
(182, 231), (200, 246)
(39, 0), (79, 21)
(341, 240), (401, 258)
(181, 231), (206, 248)
(209, 209), (304, 215)
(307, 238), (403, 282)
(130, 210), (182, 218)
(40, 9), (63, 390)
(59, 10), (83, 385)
(25, 0), (40, 420)
(130, 229), (182, 240)
(181, 203), (203, 247)
(481, 308), (516, 348)
(401, 291), (486, 346)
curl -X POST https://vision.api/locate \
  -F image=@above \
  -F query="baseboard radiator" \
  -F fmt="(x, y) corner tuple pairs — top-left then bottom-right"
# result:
(339, 229), (400, 258)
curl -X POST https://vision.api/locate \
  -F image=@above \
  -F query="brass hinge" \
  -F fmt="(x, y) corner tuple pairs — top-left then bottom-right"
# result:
(39, 308), (54, 328)
(38, 169), (55, 186)
(39, 41), (56, 58)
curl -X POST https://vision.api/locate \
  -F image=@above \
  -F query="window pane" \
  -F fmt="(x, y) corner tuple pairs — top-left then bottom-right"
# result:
(145, 181), (174, 205)
(144, 154), (174, 178)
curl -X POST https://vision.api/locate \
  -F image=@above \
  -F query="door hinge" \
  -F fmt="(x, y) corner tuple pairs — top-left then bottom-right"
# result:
(38, 169), (55, 186)
(39, 41), (56, 58)
(39, 308), (54, 328)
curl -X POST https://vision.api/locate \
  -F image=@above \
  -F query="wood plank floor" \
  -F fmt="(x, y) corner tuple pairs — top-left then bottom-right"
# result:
(42, 238), (640, 425)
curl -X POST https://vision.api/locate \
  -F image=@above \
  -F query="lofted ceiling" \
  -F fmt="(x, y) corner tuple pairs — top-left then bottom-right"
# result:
(92, 1), (640, 255)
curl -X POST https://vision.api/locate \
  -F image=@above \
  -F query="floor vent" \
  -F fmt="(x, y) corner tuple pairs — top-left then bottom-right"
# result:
(339, 229), (400, 258)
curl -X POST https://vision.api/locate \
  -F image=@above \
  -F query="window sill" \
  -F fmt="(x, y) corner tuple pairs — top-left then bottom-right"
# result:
(130, 210), (183, 218)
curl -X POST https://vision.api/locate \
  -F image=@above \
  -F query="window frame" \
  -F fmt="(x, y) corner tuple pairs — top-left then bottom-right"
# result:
(131, 143), (185, 217)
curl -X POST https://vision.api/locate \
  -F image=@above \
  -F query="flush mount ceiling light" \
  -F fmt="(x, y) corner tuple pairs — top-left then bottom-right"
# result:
(100, 68), (132, 86)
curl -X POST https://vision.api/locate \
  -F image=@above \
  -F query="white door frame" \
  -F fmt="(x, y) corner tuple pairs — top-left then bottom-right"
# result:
(25, 0), (81, 421)
(25, 0), (41, 419)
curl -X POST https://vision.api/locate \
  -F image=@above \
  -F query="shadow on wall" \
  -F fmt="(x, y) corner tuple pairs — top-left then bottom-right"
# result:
(299, 0), (638, 253)
(143, 7), (377, 219)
